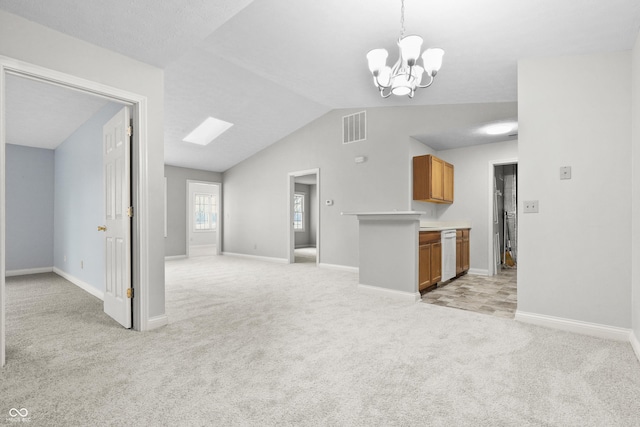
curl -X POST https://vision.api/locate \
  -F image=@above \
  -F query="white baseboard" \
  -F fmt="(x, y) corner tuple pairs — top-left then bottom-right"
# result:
(221, 252), (288, 264)
(147, 315), (168, 330)
(165, 255), (187, 261)
(318, 263), (359, 274)
(515, 310), (631, 342)
(5, 266), (53, 277)
(358, 284), (421, 302)
(53, 267), (104, 301)
(631, 331), (640, 363)
(468, 268), (489, 276)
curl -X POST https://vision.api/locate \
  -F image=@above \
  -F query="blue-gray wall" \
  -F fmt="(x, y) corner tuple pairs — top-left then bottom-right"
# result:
(54, 103), (123, 293)
(6, 144), (55, 271)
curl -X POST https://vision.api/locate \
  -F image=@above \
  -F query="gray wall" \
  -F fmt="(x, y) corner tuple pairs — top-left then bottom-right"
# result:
(6, 144), (54, 271)
(222, 102), (517, 267)
(519, 51), (632, 328)
(632, 31), (640, 344)
(0, 9), (166, 319)
(54, 103), (123, 292)
(165, 165), (222, 257)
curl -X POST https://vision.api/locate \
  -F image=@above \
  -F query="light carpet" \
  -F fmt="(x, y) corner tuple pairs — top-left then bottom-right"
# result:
(1, 255), (640, 426)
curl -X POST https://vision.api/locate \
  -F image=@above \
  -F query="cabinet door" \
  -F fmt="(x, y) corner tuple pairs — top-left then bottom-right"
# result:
(430, 156), (444, 200)
(443, 162), (454, 202)
(456, 237), (462, 275)
(431, 242), (442, 283)
(418, 244), (432, 291)
(462, 230), (470, 272)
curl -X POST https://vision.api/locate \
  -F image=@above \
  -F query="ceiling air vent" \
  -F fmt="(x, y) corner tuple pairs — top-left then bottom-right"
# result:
(342, 111), (366, 144)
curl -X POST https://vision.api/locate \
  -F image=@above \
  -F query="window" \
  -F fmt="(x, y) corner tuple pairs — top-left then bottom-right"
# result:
(293, 193), (305, 232)
(194, 193), (216, 231)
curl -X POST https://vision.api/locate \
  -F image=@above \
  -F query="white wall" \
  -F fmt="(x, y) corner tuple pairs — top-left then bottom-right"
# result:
(432, 140), (518, 275)
(223, 102), (517, 268)
(5, 144), (54, 272)
(518, 51), (632, 328)
(632, 31), (640, 344)
(0, 10), (165, 318)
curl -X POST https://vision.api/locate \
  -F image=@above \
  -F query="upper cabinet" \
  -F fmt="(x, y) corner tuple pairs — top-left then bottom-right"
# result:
(413, 155), (454, 204)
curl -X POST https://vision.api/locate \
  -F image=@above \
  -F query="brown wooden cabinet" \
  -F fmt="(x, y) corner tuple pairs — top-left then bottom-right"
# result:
(456, 229), (470, 276)
(418, 231), (442, 291)
(413, 155), (454, 204)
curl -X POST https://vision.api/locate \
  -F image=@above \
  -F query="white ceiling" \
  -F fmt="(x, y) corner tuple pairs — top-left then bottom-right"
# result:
(1, 0), (639, 170)
(5, 74), (111, 149)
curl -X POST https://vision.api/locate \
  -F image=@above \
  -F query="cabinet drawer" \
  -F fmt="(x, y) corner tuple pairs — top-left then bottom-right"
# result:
(419, 231), (440, 245)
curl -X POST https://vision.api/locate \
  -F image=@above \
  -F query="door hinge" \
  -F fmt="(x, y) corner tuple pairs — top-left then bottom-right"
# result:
(127, 125), (133, 137)
(127, 206), (134, 218)
(127, 288), (133, 299)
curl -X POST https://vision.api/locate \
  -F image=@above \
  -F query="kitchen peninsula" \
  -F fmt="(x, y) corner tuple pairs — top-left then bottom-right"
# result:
(344, 211), (471, 302)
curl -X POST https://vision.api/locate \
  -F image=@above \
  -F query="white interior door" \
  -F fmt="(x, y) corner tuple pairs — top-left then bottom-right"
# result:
(102, 107), (132, 328)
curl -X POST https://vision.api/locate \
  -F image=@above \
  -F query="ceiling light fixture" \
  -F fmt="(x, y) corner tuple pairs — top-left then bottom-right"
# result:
(484, 122), (517, 136)
(183, 117), (233, 146)
(366, 0), (444, 98)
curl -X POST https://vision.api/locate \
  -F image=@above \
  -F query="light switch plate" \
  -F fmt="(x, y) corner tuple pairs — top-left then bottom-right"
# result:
(523, 200), (539, 213)
(560, 166), (572, 180)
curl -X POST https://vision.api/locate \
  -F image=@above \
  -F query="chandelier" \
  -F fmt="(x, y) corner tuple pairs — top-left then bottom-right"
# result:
(366, 0), (444, 98)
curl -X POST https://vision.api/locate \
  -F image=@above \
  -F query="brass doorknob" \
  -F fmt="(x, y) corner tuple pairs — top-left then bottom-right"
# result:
(97, 225), (107, 232)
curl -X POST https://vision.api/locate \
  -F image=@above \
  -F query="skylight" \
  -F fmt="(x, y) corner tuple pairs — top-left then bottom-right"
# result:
(183, 117), (233, 146)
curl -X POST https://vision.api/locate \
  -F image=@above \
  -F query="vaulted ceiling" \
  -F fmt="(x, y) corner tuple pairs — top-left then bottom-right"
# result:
(1, 0), (639, 171)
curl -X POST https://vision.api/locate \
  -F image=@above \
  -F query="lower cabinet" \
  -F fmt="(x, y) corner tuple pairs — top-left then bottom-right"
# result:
(419, 232), (442, 291)
(456, 229), (470, 276)
(419, 228), (470, 291)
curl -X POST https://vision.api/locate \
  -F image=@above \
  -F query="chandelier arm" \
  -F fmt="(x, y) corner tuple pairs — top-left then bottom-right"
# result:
(373, 73), (392, 90)
(379, 87), (393, 98)
(416, 74), (435, 89)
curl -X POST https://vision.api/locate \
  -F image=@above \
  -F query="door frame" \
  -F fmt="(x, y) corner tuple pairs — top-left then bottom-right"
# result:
(186, 180), (222, 257)
(0, 55), (152, 366)
(487, 158), (518, 276)
(287, 168), (320, 264)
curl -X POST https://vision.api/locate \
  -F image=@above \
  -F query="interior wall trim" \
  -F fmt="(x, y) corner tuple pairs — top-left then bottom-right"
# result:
(5, 267), (53, 277)
(53, 267), (104, 301)
(221, 252), (288, 264)
(164, 255), (187, 261)
(515, 310), (631, 342)
(467, 268), (489, 276)
(630, 330), (640, 363)
(147, 314), (168, 330)
(358, 284), (421, 303)
(318, 263), (359, 274)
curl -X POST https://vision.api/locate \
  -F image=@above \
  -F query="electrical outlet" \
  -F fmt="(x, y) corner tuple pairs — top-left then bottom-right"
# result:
(560, 166), (572, 180)
(81, 260), (84, 269)
(523, 200), (539, 213)
(63, 255), (66, 262)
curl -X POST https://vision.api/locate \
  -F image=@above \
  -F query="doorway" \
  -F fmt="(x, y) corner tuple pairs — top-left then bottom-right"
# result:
(493, 163), (518, 274)
(287, 169), (320, 264)
(1, 57), (151, 366)
(186, 180), (221, 257)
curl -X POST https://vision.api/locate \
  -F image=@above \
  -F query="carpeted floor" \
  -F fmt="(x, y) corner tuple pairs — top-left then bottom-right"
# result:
(1, 256), (640, 426)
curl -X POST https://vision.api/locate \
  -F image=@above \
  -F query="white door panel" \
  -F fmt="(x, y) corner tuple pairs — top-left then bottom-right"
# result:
(102, 106), (131, 328)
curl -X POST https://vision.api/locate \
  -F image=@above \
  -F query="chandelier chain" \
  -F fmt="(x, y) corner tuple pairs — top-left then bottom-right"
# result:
(400, 0), (405, 38)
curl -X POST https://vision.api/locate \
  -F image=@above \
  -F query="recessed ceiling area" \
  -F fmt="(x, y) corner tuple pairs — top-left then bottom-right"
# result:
(1, 0), (639, 170)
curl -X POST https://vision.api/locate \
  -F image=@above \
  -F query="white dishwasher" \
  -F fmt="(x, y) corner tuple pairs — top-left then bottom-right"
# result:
(441, 230), (457, 282)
